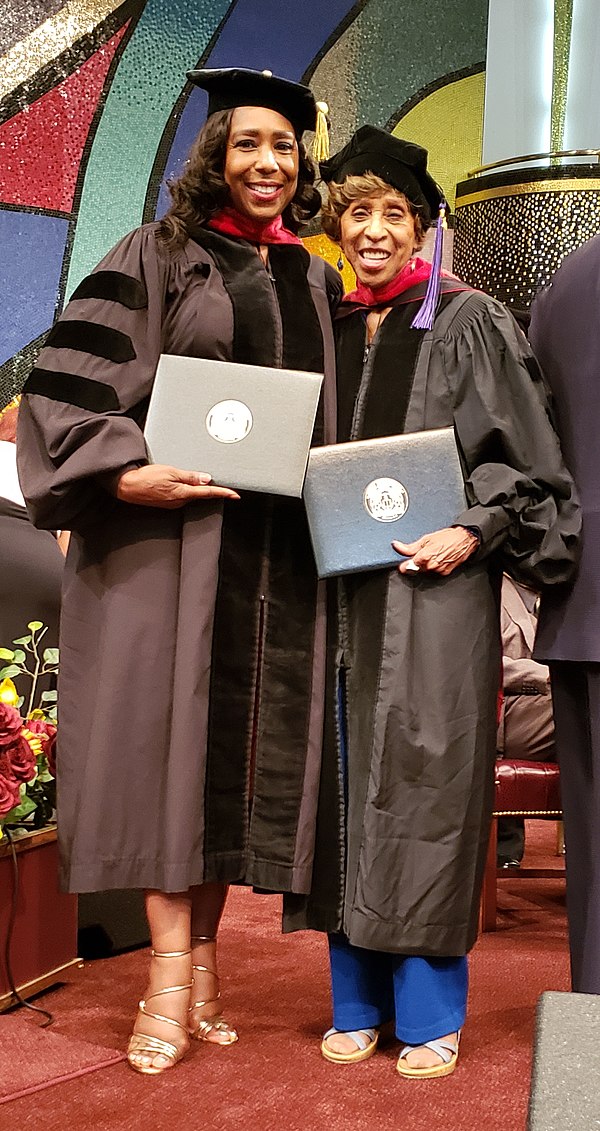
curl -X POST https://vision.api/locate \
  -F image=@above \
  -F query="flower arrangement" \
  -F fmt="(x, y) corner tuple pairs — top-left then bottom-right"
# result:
(0, 622), (58, 838)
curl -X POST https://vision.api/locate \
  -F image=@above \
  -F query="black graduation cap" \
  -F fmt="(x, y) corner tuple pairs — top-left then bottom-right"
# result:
(187, 67), (318, 136)
(319, 125), (443, 223)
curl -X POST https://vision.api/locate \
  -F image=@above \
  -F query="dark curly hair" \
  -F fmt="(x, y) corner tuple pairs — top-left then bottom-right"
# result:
(158, 109), (321, 249)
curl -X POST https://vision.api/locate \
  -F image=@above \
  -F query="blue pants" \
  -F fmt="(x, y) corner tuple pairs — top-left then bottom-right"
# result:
(328, 934), (468, 1044)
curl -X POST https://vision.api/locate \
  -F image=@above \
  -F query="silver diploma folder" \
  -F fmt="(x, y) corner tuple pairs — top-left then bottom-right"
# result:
(303, 426), (467, 577)
(144, 354), (324, 497)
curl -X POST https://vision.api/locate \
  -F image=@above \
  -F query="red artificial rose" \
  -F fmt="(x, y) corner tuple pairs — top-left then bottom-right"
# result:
(47, 731), (57, 777)
(8, 734), (36, 784)
(0, 702), (23, 748)
(0, 756), (21, 816)
(26, 719), (57, 777)
(26, 718), (57, 743)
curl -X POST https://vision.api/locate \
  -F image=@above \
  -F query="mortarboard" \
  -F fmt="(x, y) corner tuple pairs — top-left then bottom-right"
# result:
(319, 125), (443, 223)
(187, 67), (319, 137)
(321, 126), (448, 330)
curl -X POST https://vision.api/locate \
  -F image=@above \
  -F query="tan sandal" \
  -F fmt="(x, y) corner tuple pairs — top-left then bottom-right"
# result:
(127, 949), (193, 1075)
(189, 935), (238, 1046)
(396, 1031), (460, 1079)
(321, 1027), (378, 1064)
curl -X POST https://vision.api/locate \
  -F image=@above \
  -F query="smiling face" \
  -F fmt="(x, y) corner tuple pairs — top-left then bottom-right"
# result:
(339, 190), (418, 289)
(224, 105), (299, 222)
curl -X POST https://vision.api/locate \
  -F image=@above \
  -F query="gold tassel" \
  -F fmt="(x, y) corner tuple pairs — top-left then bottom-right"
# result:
(313, 101), (330, 162)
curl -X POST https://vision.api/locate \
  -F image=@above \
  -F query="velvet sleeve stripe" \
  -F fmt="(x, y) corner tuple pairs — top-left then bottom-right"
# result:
(124, 394), (150, 426)
(45, 320), (137, 362)
(70, 270), (148, 310)
(24, 368), (120, 412)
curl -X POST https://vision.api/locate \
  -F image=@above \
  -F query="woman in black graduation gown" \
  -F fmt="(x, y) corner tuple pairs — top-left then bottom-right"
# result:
(17, 69), (341, 1074)
(284, 127), (579, 1078)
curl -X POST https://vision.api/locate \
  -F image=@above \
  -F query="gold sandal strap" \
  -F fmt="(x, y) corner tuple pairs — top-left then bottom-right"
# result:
(190, 953), (230, 1029)
(195, 1017), (236, 1038)
(191, 935), (216, 943)
(191, 960), (219, 1012)
(151, 949), (192, 959)
(190, 996), (220, 1011)
(139, 978), (194, 1035)
(128, 1032), (180, 1062)
(139, 998), (191, 1035)
(142, 981), (194, 1002)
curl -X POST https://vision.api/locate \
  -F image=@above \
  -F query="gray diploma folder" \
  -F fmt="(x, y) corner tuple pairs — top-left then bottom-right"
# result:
(303, 426), (466, 577)
(144, 354), (324, 497)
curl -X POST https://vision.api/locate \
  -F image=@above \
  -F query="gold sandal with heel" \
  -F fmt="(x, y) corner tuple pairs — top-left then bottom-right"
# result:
(127, 948), (193, 1075)
(189, 934), (238, 1045)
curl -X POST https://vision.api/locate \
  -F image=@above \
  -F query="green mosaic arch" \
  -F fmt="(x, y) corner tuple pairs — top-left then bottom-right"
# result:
(66, 0), (233, 297)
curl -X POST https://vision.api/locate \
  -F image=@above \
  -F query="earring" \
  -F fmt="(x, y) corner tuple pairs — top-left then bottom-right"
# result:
(337, 254), (344, 272)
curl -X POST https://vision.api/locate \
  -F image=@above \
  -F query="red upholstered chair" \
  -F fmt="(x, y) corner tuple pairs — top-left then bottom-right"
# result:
(480, 760), (563, 931)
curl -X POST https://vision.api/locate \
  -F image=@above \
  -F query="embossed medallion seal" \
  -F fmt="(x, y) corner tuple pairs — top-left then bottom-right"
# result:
(206, 399), (253, 444)
(363, 477), (409, 522)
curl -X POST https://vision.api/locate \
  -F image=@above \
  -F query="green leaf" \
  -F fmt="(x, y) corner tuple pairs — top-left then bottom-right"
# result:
(0, 648), (15, 661)
(47, 706), (57, 721)
(40, 690), (58, 702)
(12, 636), (31, 646)
(6, 795), (37, 821)
(27, 621), (43, 632)
(17, 696), (24, 709)
(12, 650), (26, 664)
(42, 648), (59, 665)
(0, 664), (22, 678)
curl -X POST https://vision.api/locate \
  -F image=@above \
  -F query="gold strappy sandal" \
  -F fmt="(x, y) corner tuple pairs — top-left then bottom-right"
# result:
(127, 949), (193, 1075)
(189, 935), (238, 1046)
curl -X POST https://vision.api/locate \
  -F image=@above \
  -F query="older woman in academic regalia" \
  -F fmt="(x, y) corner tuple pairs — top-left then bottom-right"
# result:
(284, 126), (580, 1078)
(17, 68), (341, 1074)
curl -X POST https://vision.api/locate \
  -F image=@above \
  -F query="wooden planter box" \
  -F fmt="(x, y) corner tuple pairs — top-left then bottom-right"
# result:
(0, 826), (81, 1010)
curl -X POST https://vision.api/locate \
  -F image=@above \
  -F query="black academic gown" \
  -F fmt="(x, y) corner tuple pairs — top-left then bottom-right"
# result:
(284, 278), (580, 956)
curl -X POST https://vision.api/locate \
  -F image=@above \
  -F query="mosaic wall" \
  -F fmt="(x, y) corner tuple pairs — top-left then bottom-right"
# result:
(0, 0), (488, 408)
(454, 175), (600, 309)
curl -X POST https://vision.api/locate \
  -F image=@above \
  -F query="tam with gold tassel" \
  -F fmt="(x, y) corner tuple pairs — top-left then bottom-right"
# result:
(313, 101), (330, 162)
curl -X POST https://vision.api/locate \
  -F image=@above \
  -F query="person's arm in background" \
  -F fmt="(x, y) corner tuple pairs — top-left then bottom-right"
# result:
(502, 654), (550, 695)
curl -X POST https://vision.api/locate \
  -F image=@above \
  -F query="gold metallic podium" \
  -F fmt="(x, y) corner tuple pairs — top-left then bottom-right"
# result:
(453, 150), (600, 308)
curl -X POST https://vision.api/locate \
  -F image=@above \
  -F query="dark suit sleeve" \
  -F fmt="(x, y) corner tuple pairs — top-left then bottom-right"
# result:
(17, 226), (170, 532)
(444, 294), (581, 587)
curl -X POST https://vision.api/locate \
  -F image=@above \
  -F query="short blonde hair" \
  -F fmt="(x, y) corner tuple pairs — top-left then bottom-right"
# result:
(321, 172), (428, 248)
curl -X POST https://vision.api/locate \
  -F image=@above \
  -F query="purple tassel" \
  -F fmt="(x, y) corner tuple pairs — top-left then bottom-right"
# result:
(410, 202), (446, 331)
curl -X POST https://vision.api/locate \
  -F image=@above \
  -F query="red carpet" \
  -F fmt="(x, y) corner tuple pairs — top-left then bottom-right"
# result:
(0, 1015), (124, 1104)
(2, 824), (568, 1131)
